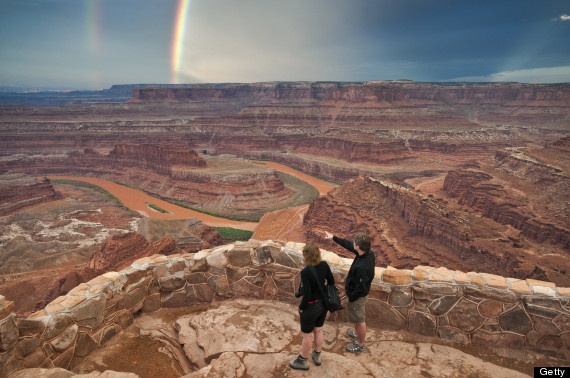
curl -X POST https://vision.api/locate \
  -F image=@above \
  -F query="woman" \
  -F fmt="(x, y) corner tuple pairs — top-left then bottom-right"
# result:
(289, 241), (335, 371)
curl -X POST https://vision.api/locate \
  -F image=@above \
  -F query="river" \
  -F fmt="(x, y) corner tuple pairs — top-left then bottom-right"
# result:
(47, 161), (336, 231)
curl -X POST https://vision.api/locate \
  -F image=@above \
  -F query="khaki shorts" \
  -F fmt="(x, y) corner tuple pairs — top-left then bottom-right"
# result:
(347, 295), (368, 324)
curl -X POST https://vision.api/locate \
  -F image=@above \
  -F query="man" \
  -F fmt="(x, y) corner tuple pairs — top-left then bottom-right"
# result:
(324, 231), (375, 353)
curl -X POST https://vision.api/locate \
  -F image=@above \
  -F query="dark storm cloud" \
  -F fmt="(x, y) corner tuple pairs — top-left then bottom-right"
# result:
(0, 0), (568, 89)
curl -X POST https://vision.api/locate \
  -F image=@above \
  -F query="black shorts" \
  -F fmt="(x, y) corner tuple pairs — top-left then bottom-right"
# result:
(299, 301), (327, 333)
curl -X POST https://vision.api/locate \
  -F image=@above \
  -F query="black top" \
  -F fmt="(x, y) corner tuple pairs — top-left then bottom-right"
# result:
(333, 235), (376, 302)
(299, 261), (335, 310)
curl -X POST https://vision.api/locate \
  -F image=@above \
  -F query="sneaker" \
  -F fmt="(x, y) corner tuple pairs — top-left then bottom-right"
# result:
(345, 342), (366, 353)
(347, 328), (358, 341)
(311, 349), (321, 366)
(289, 354), (309, 370)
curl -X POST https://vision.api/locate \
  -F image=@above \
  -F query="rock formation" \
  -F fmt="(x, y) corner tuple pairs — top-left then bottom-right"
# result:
(0, 173), (60, 216)
(2, 240), (568, 377)
(108, 143), (206, 173)
(25, 222), (222, 316)
(2, 82), (568, 185)
(0, 145), (295, 218)
(1, 80), (569, 375)
(304, 176), (570, 286)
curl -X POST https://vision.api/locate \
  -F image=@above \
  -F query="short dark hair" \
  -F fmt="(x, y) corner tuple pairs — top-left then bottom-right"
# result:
(354, 233), (370, 252)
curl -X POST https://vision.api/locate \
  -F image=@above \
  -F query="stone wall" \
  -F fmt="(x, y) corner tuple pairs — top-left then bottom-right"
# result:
(1, 240), (569, 375)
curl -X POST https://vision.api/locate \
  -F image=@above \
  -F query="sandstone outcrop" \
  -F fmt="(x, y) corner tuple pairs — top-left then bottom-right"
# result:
(1, 240), (568, 376)
(304, 176), (570, 286)
(129, 81), (570, 107)
(0, 173), (60, 216)
(136, 218), (223, 253)
(35, 225), (222, 316)
(108, 143), (206, 173)
(443, 168), (570, 248)
(2, 82), (568, 187)
(0, 145), (295, 218)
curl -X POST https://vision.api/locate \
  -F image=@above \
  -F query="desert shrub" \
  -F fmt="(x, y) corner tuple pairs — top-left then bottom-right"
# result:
(213, 227), (253, 242)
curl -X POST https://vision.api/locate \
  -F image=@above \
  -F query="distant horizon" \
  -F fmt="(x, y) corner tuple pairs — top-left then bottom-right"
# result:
(2, 79), (570, 93)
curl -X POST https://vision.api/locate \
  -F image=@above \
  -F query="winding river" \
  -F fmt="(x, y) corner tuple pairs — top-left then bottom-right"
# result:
(47, 161), (336, 232)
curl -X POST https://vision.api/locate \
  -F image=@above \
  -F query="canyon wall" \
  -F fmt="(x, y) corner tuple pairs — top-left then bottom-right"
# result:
(0, 173), (60, 216)
(443, 169), (570, 248)
(0, 144), (294, 214)
(304, 176), (570, 286)
(2, 81), (568, 183)
(1, 240), (569, 376)
(129, 81), (570, 107)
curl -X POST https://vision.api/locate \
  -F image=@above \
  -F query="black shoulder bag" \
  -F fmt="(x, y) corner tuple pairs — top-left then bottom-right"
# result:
(308, 266), (343, 313)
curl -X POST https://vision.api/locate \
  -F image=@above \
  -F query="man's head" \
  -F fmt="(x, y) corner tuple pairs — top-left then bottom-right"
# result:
(354, 233), (370, 253)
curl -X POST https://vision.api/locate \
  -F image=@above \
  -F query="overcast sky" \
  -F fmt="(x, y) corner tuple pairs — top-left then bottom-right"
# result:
(1, 0), (569, 90)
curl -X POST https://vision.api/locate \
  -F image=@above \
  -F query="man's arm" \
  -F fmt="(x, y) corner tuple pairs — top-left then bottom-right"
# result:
(324, 231), (357, 255)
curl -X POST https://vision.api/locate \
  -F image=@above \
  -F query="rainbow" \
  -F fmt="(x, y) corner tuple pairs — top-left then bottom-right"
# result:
(171, 0), (192, 83)
(85, 1), (101, 54)
(84, 0), (102, 88)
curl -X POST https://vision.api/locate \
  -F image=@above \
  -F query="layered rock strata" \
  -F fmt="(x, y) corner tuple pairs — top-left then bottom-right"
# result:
(129, 81), (570, 107)
(1, 240), (568, 376)
(442, 140), (570, 260)
(0, 145), (293, 213)
(444, 168), (570, 248)
(2, 82), (569, 186)
(35, 227), (222, 316)
(304, 176), (570, 286)
(0, 173), (60, 216)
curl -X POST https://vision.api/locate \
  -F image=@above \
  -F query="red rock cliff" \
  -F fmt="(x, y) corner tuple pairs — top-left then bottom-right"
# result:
(304, 176), (568, 285)
(130, 81), (570, 107)
(0, 173), (60, 216)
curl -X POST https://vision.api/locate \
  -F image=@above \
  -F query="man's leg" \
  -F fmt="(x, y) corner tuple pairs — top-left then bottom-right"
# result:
(354, 322), (366, 346)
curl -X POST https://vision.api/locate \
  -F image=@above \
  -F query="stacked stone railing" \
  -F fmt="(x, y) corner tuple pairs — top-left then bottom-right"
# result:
(1, 239), (569, 375)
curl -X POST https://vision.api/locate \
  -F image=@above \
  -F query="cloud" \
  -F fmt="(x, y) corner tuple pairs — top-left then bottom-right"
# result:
(176, 0), (357, 83)
(554, 14), (570, 21)
(451, 66), (570, 83)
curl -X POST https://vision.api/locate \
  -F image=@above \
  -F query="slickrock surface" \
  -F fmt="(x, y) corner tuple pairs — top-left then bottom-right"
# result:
(71, 299), (532, 377)
(4, 240), (567, 376)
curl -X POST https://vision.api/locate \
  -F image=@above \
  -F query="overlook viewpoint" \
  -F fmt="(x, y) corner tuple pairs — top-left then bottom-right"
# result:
(0, 81), (569, 376)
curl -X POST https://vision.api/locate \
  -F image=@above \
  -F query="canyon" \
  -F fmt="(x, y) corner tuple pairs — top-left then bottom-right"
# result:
(0, 80), (569, 375)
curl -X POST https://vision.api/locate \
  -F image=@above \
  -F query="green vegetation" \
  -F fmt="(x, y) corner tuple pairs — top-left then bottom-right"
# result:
(169, 201), (261, 222)
(213, 227), (254, 242)
(248, 157), (273, 162)
(51, 179), (122, 205)
(275, 172), (319, 207)
(146, 203), (170, 214)
(113, 181), (136, 189)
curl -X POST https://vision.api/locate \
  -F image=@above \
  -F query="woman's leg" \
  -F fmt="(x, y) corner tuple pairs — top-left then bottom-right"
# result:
(313, 326), (324, 353)
(301, 332), (313, 358)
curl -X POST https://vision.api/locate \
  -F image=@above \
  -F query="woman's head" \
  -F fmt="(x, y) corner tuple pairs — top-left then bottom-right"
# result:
(303, 241), (322, 266)
(354, 233), (371, 252)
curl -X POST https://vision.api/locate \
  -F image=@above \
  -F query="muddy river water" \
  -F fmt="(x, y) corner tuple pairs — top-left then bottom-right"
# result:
(48, 161), (336, 231)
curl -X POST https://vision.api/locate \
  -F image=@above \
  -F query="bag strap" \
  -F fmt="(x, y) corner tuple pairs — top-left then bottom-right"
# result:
(308, 265), (327, 299)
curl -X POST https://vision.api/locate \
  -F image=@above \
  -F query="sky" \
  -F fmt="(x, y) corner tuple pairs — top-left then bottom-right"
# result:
(0, 0), (569, 90)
